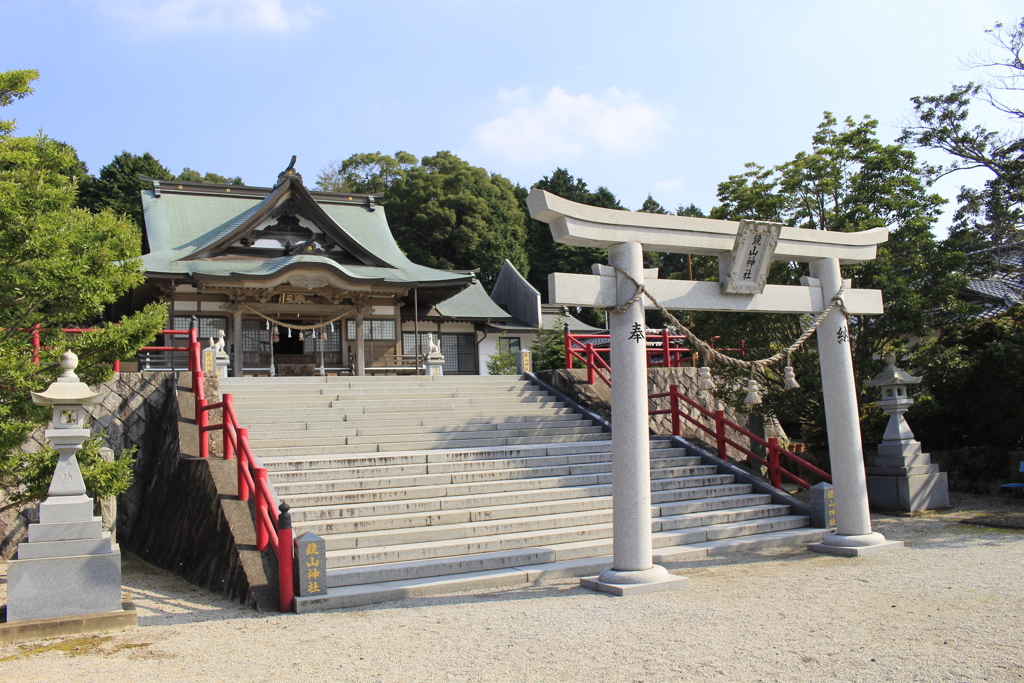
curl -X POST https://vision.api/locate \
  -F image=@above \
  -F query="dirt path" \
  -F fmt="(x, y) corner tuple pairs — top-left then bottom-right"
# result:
(1, 493), (1022, 682)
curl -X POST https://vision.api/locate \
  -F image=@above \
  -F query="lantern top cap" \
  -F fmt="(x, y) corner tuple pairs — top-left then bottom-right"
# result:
(30, 351), (106, 406)
(865, 352), (922, 388)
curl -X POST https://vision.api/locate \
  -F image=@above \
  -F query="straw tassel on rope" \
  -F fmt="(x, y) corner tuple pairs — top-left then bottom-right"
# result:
(744, 363), (762, 405)
(697, 365), (716, 391)
(783, 350), (800, 391)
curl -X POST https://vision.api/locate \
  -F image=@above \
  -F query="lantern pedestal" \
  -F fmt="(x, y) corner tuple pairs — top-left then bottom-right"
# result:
(4, 352), (126, 624)
(863, 353), (949, 513)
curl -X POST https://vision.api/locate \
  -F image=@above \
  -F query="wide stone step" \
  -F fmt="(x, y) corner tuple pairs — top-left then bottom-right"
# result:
(267, 451), (698, 484)
(274, 463), (720, 496)
(342, 406), (575, 422)
(329, 394), (555, 408)
(231, 387), (553, 402)
(343, 424), (603, 446)
(290, 491), (771, 538)
(257, 432), (611, 458)
(259, 440), (671, 473)
(246, 413), (590, 434)
(247, 419), (596, 444)
(292, 527), (829, 612)
(316, 504), (788, 552)
(221, 376), (528, 387)
(321, 515), (810, 585)
(284, 475), (739, 521)
(234, 393), (558, 411)
(235, 404), (571, 422)
(248, 424), (604, 450)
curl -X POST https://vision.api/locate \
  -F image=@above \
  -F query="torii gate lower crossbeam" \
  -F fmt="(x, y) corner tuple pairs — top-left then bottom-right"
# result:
(529, 189), (903, 596)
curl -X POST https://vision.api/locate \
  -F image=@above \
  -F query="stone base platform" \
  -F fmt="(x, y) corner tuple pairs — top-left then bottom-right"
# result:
(580, 574), (689, 596)
(807, 540), (905, 557)
(0, 592), (137, 644)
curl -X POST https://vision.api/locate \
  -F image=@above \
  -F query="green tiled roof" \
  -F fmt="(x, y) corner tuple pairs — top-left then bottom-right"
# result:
(139, 182), (470, 288)
(434, 281), (511, 320)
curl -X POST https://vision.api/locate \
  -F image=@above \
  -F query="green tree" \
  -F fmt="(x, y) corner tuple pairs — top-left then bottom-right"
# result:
(530, 315), (567, 372)
(0, 70), (167, 512)
(701, 113), (969, 448)
(77, 151), (173, 230)
(316, 151), (418, 194)
(317, 151), (529, 289)
(0, 69), (37, 136)
(900, 18), (1024, 253)
(523, 169), (624, 304)
(485, 333), (518, 375)
(908, 306), (1024, 452)
(176, 168), (243, 185)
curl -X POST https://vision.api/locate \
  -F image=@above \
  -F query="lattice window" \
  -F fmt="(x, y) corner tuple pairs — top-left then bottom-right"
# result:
(402, 332), (434, 356)
(173, 316), (227, 340)
(242, 319), (270, 352)
(346, 319), (396, 341)
(441, 333), (477, 374)
(305, 323), (341, 353)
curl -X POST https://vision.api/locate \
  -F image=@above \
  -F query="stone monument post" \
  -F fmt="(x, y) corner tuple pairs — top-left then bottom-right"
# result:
(5, 352), (126, 622)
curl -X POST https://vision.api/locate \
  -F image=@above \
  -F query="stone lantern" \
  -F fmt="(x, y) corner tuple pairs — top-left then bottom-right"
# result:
(5, 351), (126, 623)
(864, 353), (949, 512)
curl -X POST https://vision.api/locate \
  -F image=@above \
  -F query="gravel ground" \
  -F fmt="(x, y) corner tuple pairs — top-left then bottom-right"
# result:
(1, 492), (1022, 682)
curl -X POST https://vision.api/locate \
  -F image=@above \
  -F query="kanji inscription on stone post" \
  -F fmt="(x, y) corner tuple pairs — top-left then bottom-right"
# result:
(294, 531), (327, 597)
(722, 220), (782, 294)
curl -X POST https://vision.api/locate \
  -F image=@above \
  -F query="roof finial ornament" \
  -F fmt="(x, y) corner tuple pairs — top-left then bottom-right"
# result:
(276, 155), (303, 187)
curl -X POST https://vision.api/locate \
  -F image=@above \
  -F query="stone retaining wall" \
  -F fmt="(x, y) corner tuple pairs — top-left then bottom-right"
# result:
(538, 367), (788, 464)
(1, 371), (273, 610)
(1, 372), (175, 559)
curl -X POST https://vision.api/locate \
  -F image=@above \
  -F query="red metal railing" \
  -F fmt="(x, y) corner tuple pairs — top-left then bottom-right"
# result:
(649, 384), (831, 491)
(23, 325), (193, 373)
(564, 331), (746, 388)
(188, 326), (295, 613)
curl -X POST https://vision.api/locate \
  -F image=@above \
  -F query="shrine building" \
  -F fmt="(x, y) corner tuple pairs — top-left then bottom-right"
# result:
(117, 162), (524, 376)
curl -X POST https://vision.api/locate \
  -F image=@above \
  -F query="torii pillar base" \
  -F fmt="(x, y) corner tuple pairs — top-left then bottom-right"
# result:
(808, 533), (904, 557)
(581, 566), (689, 596)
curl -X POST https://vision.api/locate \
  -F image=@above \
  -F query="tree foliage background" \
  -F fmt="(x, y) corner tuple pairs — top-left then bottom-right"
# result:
(897, 17), (1024, 467)
(0, 70), (166, 511)
(677, 113), (970, 453)
(317, 151), (529, 289)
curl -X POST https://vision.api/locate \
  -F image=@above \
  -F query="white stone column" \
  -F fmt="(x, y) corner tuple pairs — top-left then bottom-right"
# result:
(808, 257), (902, 556)
(581, 242), (687, 594)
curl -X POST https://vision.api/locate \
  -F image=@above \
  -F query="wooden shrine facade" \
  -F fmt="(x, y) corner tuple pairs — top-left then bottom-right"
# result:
(120, 160), (510, 376)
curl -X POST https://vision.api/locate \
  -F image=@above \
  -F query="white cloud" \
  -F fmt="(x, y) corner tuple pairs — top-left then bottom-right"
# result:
(652, 178), (684, 195)
(474, 86), (671, 162)
(92, 0), (322, 33)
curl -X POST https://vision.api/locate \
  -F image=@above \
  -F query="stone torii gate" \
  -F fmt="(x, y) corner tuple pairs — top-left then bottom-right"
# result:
(527, 189), (903, 595)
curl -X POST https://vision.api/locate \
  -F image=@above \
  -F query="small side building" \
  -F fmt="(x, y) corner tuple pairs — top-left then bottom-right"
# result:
(480, 259), (602, 372)
(117, 162), (511, 376)
(961, 242), (1024, 319)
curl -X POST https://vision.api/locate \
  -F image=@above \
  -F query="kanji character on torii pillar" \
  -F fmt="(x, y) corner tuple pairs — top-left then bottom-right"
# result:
(527, 189), (903, 596)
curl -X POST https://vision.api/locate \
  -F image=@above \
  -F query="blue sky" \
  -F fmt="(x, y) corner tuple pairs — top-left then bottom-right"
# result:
(2, 0), (1021, 231)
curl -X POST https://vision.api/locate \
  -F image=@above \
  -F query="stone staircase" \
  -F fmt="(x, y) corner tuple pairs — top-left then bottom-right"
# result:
(219, 375), (825, 611)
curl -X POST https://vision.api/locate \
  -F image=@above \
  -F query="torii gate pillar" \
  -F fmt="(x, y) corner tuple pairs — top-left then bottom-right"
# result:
(806, 257), (902, 554)
(527, 189), (902, 594)
(579, 242), (688, 594)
